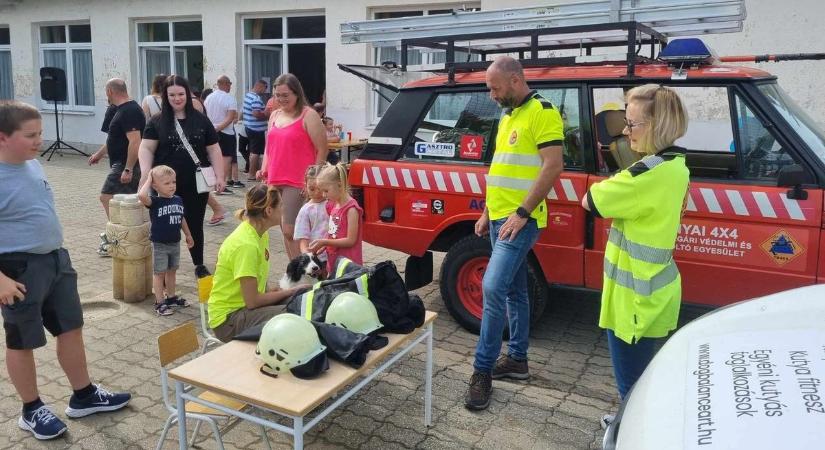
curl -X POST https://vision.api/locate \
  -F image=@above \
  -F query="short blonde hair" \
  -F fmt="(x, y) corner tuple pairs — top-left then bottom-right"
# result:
(625, 84), (688, 155)
(150, 165), (175, 179)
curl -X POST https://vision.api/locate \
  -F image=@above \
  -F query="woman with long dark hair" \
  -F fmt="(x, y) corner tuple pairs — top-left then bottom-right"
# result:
(138, 75), (225, 278)
(257, 73), (328, 259)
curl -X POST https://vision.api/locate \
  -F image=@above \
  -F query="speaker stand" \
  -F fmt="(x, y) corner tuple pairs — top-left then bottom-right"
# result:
(41, 100), (89, 161)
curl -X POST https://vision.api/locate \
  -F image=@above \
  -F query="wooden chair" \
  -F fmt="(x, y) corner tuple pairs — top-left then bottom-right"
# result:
(156, 322), (271, 450)
(197, 275), (223, 354)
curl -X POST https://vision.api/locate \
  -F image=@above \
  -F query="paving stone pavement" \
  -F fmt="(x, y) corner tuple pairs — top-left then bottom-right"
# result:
(0, 154), (704, 449)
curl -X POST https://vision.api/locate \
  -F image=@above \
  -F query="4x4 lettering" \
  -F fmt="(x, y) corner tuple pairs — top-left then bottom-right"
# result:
(469, 199), (486, 210)
(710, 227), (738, 239)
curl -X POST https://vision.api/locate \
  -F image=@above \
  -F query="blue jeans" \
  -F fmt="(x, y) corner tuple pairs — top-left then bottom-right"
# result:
(473, 218), (540, 374)
(606, 329), (658, 399)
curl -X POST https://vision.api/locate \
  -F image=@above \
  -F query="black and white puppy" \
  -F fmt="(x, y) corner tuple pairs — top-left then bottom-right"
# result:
(279, 253), (325, 289)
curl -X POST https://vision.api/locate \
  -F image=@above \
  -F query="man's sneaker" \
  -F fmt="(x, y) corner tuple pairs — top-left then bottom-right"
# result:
(195, 265), (211, 279)
(600, 414), (615, 430)
(491, 355), (529, 380)
(65, 385), (131, 418)
(232, 180), (246, 188)
(18, 406), (67, 440)
(464, 371), (493, 411)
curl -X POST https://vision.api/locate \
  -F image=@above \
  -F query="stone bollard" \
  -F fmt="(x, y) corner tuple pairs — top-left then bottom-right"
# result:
(106, 194), (153, 303)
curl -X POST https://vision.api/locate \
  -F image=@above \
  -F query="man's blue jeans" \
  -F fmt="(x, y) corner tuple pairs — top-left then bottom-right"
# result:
(606, 329), (658, 399)
(473, 217), (540, 374)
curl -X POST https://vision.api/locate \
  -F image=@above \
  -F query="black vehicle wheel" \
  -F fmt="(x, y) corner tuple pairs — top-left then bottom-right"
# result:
(440, 234), (548, 335)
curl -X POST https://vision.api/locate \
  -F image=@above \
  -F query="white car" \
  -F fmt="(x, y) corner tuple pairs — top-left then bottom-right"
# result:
(604, 284), (825, 450)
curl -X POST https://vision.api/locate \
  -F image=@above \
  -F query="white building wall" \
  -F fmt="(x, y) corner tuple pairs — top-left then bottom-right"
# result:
(1, 0), (823, 149)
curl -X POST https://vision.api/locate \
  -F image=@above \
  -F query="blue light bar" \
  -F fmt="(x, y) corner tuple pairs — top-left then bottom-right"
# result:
(659, 38), (717, 64)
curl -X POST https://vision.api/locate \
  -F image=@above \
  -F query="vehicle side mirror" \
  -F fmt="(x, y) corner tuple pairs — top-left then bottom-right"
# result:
(777, 164), (813, 200)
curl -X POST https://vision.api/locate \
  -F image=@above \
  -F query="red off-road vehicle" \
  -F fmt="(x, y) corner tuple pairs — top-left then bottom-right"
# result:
(342, 21), (825, 333)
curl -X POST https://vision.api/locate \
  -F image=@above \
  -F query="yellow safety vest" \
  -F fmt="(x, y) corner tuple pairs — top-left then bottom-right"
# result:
(587, 147), (690, 344)
(486, 91), (564, 228)
(297, 258), (369, 320)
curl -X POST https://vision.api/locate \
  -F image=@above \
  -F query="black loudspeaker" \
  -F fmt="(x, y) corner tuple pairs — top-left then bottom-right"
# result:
(40, 67), (67, 102)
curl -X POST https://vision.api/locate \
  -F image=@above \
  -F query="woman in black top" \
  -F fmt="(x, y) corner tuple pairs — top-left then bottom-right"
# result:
(138, 75), (225, 278)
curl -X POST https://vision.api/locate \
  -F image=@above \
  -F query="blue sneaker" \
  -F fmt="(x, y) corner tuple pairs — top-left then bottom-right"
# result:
(65, 385), (131, 418)
(18, 406), (67, 440)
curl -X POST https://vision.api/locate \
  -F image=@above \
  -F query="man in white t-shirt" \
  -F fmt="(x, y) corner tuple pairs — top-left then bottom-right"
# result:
(204, 75), (240, 191)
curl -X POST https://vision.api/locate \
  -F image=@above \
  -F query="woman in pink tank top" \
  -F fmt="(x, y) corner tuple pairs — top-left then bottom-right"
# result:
(259, 73), (328, 259)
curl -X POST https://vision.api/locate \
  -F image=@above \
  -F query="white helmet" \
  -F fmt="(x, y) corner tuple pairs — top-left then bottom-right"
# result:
(256, 314), (326, 375)
(324, 292), (383, 334)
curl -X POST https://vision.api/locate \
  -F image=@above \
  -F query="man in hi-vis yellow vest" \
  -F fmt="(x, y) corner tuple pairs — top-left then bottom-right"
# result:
(465, 56), (564, 411)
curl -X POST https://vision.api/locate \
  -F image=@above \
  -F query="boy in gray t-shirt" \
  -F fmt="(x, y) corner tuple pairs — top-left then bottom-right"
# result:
(0, 102), (131, 440)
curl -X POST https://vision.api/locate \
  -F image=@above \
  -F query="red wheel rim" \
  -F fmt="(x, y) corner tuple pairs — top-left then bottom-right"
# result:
(456, 257), (488, 319)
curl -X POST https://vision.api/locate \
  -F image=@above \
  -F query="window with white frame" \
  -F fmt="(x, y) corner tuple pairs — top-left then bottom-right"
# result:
(0, 27), (11, 100)
(38, 24), (93, 109)
(136, 20), (204, 98)
(242, 15), (326, 105)
(370, 6), (481, 121)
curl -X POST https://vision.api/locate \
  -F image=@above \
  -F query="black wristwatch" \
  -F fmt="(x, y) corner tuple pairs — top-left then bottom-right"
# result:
(516, 206), (530, 219)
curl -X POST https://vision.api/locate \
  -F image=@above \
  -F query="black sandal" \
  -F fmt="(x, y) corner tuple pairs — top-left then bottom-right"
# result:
(155, 302), (174, 316)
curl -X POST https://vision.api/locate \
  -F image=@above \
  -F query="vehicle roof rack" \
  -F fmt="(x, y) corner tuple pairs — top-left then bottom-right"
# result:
(341, 0), (746, 80)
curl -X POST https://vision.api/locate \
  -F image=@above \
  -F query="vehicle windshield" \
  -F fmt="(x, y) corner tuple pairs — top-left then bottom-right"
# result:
(758, 83), (825, 165)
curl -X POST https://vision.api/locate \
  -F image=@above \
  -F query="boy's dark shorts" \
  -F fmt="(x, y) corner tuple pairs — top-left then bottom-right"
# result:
(0, 249), (85, 350)
(152, 241), (180, 274)
(246, 128), (265, 155)
(101, 162), (141, 195)
(218, 132), (238, 162)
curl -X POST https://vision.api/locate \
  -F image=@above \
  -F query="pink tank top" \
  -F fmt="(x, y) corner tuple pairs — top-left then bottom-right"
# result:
(265, 108), (316, 188)
(325, 198), (363, 273)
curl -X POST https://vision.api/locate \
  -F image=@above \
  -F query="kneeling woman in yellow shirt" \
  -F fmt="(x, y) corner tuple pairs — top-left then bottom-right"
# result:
(208, 184), (307, 342)
(583, 84), (690, 405)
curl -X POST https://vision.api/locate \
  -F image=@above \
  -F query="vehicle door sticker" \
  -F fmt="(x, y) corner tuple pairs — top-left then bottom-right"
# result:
(432, 171), (448, 191)
(431, 199), (445, 214)
(466, 173), (483, 194)
(460, 135), (483, 160)
(559, 179), (579, 201)
(371, 167), (384, 185)
(760, 230), (805, 266)
(359, 165), (584, 202)
(401, 168), (415, 188)
(550, 212), (572, 227)
(724, 189), (749, 216)
(676, 224), (752, 259)
(414, 142), (455, 158)
(685, 188), (812, 221)
(385, 167), (399, 187)
(411, 199), (429, 216)
(449, 173), (465, 193)
(416, 169), (431, 190)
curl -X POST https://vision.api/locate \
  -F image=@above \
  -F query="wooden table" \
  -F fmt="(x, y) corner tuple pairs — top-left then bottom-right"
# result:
(328, 139), (368, 163)
(168, 311), (436, 449)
